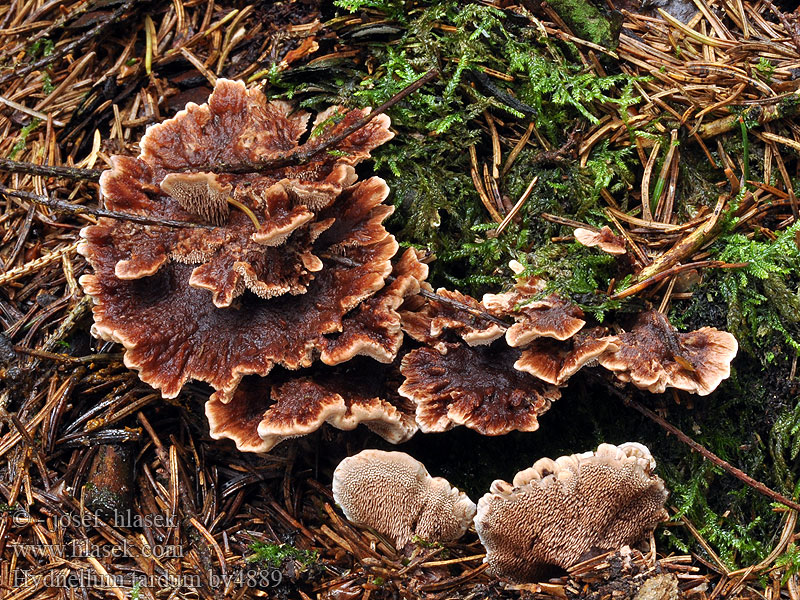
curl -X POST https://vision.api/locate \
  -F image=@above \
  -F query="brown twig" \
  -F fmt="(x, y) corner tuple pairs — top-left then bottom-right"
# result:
(0, 158), (101, 181)
(633, 194), (729, 283)
(0, 185), (214, 229)
(623, 394), (800, 513)
(611, 260), (748, 300)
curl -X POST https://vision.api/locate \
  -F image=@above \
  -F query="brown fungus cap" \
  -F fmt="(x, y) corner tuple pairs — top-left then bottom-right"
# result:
(514, 327), (620, 385)
(597, 310), (738, 395)
(206, 366), (416, 453)
(401, 288), (504, 350)
(79, 79), (404, 402)
(332, 450), (476, 548)
(475, 442), (669, 582)
(321, 248), (429, 365)
(483, 284), (586, 347)
(399, 343), (559, 435)
(574, 226), (626, 255)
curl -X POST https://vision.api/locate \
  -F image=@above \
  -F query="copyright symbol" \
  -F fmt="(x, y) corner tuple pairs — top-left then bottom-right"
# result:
(10, 507), (37, 526)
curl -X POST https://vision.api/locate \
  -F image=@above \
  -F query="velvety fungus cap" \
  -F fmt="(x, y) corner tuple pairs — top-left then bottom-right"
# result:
(79, 79), (403, 402)
(398, 343), (559, 435)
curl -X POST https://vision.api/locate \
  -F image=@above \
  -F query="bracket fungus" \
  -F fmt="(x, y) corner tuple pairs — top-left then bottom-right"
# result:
(400, 288), (504, 350)
(483, 279), (586, 347)
(332, 449), (476, 548)
(514, 327), (620, 386)
(205, 365), (416, 453)
(597, 310), (738, 395)
(398, 283), (560, 436)
(475, 442), (669, 582)
(79, 79), (415, 407)
(399, 343), (560, 435)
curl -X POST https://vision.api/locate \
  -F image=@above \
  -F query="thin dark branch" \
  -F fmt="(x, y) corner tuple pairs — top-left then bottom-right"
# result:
(601, 379), (800, 513)
(418, 288), (510, 327)
(201, 68), (440, 175)
(0, 185), (214, 229)
(0, 158), (101, 181)
(321, 253), (510, 328)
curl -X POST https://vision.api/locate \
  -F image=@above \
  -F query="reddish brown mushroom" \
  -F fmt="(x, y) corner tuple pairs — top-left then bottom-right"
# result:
(206, 364), (416, 453)
(474, 442), (669, 582)
(597, 310), (738, 395)
(332, 450), (476, 548)
(79, 79), (408, 402)
(514, 327), (620, 385)
(321, 248), (429, 365)
(401, 288), (504, 351)
(399, 343), (560, 435)
(483, 288), (586, 347)
(574, 226), (626, 255)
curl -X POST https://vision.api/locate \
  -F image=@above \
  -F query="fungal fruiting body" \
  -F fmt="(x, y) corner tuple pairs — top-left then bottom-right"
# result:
(79, 79), (422, 451)
(79, 79), (740, 455)
(474, 442), (669, 582)
(332, 449), (476, 548)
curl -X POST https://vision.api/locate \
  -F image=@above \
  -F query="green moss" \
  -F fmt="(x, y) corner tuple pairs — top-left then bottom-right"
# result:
(247, 542), (319, 568)
(710, 221), (800, 359)
(9, 119), (41, 160)
(266, 0), (642, 294)
(542, 0), (620, 49)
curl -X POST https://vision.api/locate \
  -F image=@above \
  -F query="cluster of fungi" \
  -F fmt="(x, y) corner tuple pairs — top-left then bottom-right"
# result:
(79, 78), (739, 452)
(333, 444), (669, 581)
(77, 80), (736, 579)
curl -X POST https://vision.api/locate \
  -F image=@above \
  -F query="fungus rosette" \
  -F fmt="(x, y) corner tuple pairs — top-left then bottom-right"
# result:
(79, 79), (407, 402)
(399, 343), (560, 436)
(514, 327), (619, 386)
(398, 284), (561, 435)
(598, 310), (738, 395)
(205, 361), (417, 453)
(483, 279), (586, 347)
(475, 442), (669, 582)
(400, 287), (504, 350)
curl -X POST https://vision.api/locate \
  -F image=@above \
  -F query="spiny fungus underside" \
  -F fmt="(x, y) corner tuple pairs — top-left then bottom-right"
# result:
(78, 79), (739, 453)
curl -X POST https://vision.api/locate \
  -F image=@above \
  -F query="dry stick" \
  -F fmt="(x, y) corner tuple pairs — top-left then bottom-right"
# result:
(494, 175), (538, 236)
(0, 0), (138, 87)
(540, 212), (592, 229)
(633, 194), (729, 283)
(203, 68), (440, 174)
(611, 260), (748, 300)
(0, 185), (214, 229)
(0, 158), (101, 181)
(624, 397), (800, 513)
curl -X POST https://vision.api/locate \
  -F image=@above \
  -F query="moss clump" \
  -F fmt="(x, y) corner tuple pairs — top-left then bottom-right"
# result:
(540, 0), (621, 50)
(247, 542), (319, 568)
(267, 0), (642, 295)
